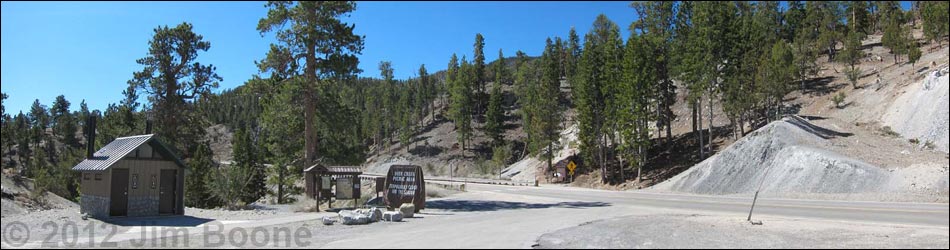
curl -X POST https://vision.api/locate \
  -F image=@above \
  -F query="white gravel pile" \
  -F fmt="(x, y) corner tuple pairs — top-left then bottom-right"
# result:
(882, 69), (950, 153)
(651, 118), (949, 197)
(501, 124), (579, 182)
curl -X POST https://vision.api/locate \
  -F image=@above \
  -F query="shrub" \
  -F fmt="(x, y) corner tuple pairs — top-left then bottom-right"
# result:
(492, 144), (512, 170)
(879, 126), (900, 138)
(208, 165), (252, 210)
(924, 140), (937, 150)
(846, 68), (863, 89)
(832, 92), (847, 109)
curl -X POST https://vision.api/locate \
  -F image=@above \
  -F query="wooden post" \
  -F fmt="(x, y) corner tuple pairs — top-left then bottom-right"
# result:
(320, 175), (322, 213)
(748, 190), (759, 222)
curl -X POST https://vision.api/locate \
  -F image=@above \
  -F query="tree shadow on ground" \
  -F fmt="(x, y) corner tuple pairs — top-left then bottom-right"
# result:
(102, 216), (214, 227)
(426, 200), (611, 212)
(410, 136), (432, 146)
(415, 115), (450, 137)
(409, 144), (444, 157)
(786, 115), (854, 139)
(593, 124), (735, 186)
(805, 76), (841, 96)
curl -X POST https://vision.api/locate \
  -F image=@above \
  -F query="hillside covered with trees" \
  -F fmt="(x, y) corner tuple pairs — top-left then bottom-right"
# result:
(2, 1), (948, 210)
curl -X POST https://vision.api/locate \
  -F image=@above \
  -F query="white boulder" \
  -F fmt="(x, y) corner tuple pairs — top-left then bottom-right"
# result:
(383, 211), (403, 222)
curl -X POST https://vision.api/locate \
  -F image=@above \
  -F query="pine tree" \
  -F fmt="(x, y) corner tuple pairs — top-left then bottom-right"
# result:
(514, 51), (537, 157)
(232, 126), (266, 205)
(379, 61), (397, 145)
(575, 14), (622, 183)
(816, 2), (844, 61)
(258, 1), (365, 164)
(672, 1), (708, 158)
(631, 1), (677, 152)
(566, 27), (582, 82)
(28, 100), (50, 157)
(14, 112), (32, 174)
(618, 32), (655, 183)
(882, 9), (913, 64)
(783, 1), (807, 42)
(399, 80), (414, 148)
(261, 77), (304, 204)
(840, 30), (865, 89)
(845, 1), (871, 40)
(418, 64), (432, 126)
(473, 33), (486, 114)
(920, 1), (949, 47)
(1, 92), (9, 153)
(908, 40), (922, 66)
(792, 21), (819, 92)
(51, 95), (79, 147)
(209, 161), (252, 210)
(485, 62), (506, 147)
(677, 2), (735, 159)
(761, 42), (795, 121)
(1, 91), (6, 121)
(128, 22), (221, 157)
(185, 142), (221, 208)
(535, 38), (563, 176)
(450, 57), (474, 155)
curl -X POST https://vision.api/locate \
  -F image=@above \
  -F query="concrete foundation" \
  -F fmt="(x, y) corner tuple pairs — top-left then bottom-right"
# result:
(80, 194), (110, 218)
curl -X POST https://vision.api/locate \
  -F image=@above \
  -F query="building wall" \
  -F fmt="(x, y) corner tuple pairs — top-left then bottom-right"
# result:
(79, 170), (111, 218)
(79, 157), (184, 218)
(115, 159), (181, 217)
(80, 171), (111, 197)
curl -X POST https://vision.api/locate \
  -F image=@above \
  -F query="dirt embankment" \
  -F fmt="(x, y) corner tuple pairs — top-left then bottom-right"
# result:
(1, 175), (77, 217)
(651, 117), (949, 202)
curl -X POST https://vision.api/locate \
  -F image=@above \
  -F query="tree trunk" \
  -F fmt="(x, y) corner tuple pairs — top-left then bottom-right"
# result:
(601, 133), (608, 184)
(666, 115), (673, 155)
(547, 143), (553, 179)
(692, 102), (698, 133)
(800, 68), (806, 93)
(708, 88), (714, 155)
(637, 161), (643, 186)
(619, 154), (625, 183)
(697, 98), (705, 159)
(304, 46), (318, 165)
(277, 166), (284, 204)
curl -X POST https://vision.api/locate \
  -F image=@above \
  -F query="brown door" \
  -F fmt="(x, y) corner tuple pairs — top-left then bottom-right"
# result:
(159, 170), (177, 215)
(110, 169), (129, 217)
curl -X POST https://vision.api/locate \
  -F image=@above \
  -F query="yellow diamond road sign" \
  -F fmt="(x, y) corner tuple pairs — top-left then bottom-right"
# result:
(567, 161), (577, 175)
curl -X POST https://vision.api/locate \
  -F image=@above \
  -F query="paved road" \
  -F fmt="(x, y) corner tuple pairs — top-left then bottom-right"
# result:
(321, 183), (948, 248)
(467, 183), (950, 227)
(6, 182), (945, 249)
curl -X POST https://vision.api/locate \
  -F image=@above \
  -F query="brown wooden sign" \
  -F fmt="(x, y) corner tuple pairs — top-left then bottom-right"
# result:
(384, 165), (426, 211)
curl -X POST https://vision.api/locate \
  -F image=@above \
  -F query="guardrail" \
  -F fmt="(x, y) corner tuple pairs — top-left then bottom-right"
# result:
(359, 174), (537, 187)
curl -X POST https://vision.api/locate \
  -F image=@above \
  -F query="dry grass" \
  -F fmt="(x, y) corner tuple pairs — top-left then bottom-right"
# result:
(426, 183), (463, 198)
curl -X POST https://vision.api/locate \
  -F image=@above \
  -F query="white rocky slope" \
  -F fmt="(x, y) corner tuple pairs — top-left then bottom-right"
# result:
(882, 67), (950, 153)
(651, 117), (948, 199)
(501, 124), (580, 183)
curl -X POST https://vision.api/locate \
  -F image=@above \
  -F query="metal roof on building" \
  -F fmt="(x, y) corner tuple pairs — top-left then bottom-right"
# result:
(71, 134), (186, 172)
(304, 165), (362, 175)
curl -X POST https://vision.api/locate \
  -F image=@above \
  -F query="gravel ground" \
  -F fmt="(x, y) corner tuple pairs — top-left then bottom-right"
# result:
(0, 205), (296, 246)
(535, 214), (950, 249)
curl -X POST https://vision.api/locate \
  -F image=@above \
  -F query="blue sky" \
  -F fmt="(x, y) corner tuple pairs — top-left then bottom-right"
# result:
(1, 1), (637, 114)
(1, 1), (910, 114)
